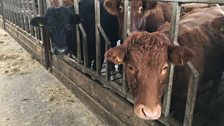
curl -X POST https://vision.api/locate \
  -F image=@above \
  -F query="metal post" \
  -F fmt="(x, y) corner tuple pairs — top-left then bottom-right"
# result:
(74, 0), (82, 64)
(97, 25), (110, 80)
(38, 0), (51, 70)
(95, 0), (101, 74)
(31, 0), (38, 37)
(1, 0), (5, 29)
(183, 63), (199, 126)
(18, 0), (25, 30)
(162, 2), (181, 117)
(79, 24), (88, 67)
(122, 0), (130, 96)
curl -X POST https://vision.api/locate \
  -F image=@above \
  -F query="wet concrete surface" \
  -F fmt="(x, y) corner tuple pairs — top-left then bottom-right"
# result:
(0, 28), (109, 126)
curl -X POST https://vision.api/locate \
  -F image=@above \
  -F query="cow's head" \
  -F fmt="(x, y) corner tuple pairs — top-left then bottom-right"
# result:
(130, 0), (171, 32)
(30, 6), (80, 54)
(105, 32), (196, 120)
(103, 0), (124, 35)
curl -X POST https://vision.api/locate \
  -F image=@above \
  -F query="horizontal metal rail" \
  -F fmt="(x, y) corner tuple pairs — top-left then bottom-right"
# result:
(144, 0), (224, 4)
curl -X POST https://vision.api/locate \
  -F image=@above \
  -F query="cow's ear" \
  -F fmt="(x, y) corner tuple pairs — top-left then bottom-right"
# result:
(103, 0), (117, 15)
(105, 45), (126, 64)
(168, 45), (196, 65)
(30, 17), (47, 27)
(143, 1), (157, 9)
(70, 14), (81, 24)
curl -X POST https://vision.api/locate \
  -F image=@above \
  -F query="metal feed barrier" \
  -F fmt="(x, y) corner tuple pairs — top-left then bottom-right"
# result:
(0, 0), (224, 126)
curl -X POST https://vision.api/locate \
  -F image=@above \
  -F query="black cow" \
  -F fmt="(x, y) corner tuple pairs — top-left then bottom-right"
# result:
(31, 0), (120, 69)
(31, 6), (80, 55)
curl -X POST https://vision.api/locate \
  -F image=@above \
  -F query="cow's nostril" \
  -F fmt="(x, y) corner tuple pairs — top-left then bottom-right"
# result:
(134, 104), (161, 120)
(142, 107), (157, 117)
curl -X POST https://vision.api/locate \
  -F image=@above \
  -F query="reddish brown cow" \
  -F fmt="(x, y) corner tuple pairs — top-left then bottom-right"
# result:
(130, 1), (171, 32)
(105, 5), (224, 120)
(104, 0), (171, 33)
(104, 0), (218, 33)
(103, 0), (124, 35)
(181, 3), (218, 16)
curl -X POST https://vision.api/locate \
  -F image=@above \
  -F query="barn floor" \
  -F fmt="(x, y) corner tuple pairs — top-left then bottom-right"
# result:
(0, 28), (108, 126)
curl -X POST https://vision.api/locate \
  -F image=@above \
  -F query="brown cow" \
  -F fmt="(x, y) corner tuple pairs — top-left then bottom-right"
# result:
(103, 0), (124, 35)
(104, 0), (219, 33)
(130, 1), (171, 32)
(181, 3), (217, 16)
(105, 5), (224, 120)
(104, 0), (171, 33)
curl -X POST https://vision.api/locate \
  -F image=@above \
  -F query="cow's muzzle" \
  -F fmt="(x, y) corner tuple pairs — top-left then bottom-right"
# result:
(53, 47), (69, 55)
(134, 104), (162, 120)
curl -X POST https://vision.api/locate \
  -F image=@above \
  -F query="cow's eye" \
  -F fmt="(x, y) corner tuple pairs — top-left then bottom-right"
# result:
(138, 6), (143, 14)
(161, 64), (168, 74)
(128, 64), (135, 73)
(118, 6), (123, 12)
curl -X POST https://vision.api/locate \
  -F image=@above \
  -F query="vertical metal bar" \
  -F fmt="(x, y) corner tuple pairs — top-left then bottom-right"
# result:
(25, 0), (31, 33)
(162, 2), (181, 117)
(105, 47), (110, 81)
(5, 1), (9, 22)
(8, 0), (13, 24)
(15, 0), (19, 26)
(4, 1), (7, 21)
(35, 0), (41, 40)
(5, 0), (9, 22)
(79, 24), (88, 67)
(5, 0), (12, 22)
(38, 0), (51, 70)
(7, 0), (11, 22)
(18, 0), (25, 30)
(0, 0), (1, 16)
(8, 1), (12, 22)
(22, 0), (27, 31)
(97, 25), (111, 80)
(26, 0), (32, 34)
(31, 0), (38, 37)
(12, 0), (17, 25)
(104, 29), (111, 81)
(14, 0), (19, 26)
(1, 0), (5, 29)
(37, 0), (45, 42)
(183, 63), (199, 126)
(122, 0), (130, 95)
(74, 0), (82, 63)
(11, 0), (15, 24)
(95, 0), (101, 74)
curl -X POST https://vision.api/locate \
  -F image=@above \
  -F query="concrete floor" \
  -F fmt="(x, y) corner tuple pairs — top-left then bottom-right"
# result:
(0, 28), (108, 126)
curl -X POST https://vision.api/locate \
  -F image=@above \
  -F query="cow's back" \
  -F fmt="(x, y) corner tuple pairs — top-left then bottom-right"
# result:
(180, 5), (224, 30)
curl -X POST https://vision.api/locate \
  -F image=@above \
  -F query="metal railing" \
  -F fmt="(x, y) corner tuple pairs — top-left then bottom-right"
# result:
(0, 0), (223, 126)
(1, 0), (44, 41)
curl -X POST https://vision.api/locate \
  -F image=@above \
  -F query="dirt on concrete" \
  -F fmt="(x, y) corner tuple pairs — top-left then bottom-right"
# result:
(0, 28), (108, 126)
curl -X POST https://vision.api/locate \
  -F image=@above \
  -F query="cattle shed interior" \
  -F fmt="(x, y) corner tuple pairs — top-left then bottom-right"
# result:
(0, 0), (224, 126)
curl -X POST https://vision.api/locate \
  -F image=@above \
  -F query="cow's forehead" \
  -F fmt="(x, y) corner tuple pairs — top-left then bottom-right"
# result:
(127, 46), (167, 66)
(46, 7), (70, 17)
(44, 7), (72, 25)
(131, 0), (142, 6)
(125, 32), (169, 66)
